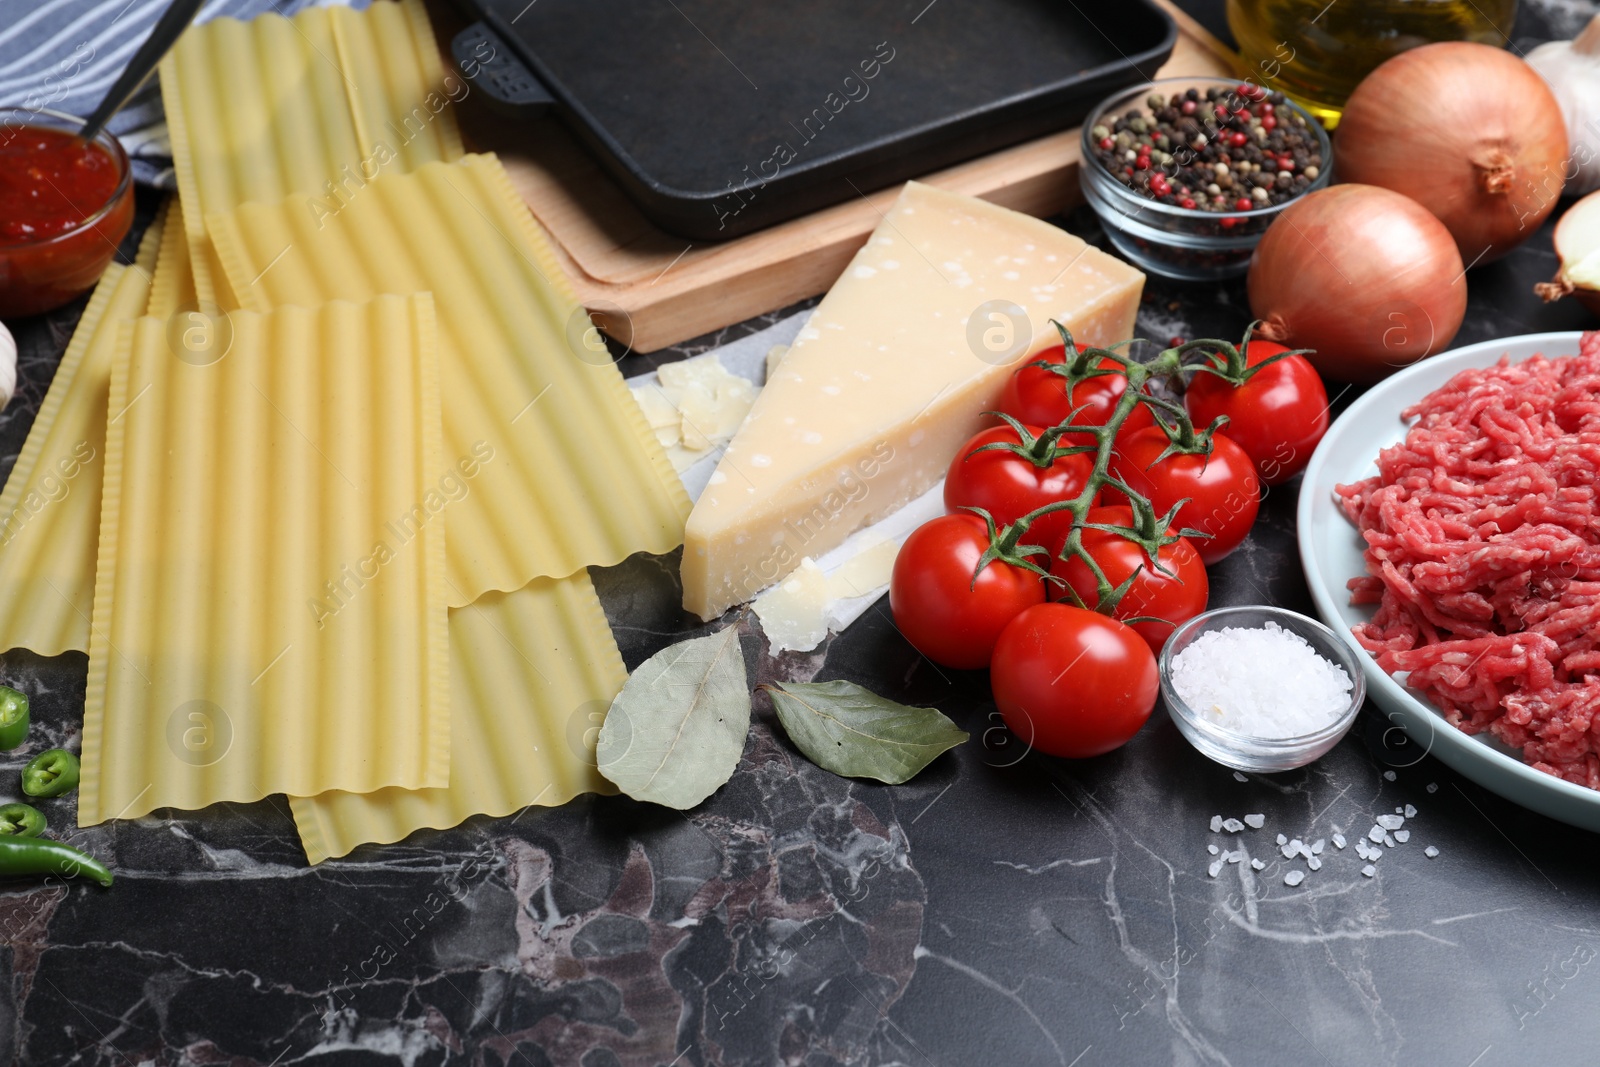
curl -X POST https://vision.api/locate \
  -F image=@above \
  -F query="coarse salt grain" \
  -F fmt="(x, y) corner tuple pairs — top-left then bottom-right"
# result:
(1209, 858), (1224, 878)
(1426, 783), (1438, 793)
(1332, 833), (1346, 849)
(1307, 856), (1322, 871)
(1245, 814), (1265, 829)
(1251, 858), (1265, 870)
(1276, 833), (1287, 845)
(1425, 846), (1439, 858)
(1210, 815), (1223, 832)
(1395, 830), (1410, 843)
(1223, 818), (1245, 833)
(1208, 844), (1219, 855)
(1284, 870), (1305, 886)
(1171, 622), (1352, 737)
(1404, 804), (1417, 818)
(1384, 770), (1397, 781)
(1377, 814), (1404, 830)
(1362, 865), (1377, 878)
(1233, 771), (1249, 782)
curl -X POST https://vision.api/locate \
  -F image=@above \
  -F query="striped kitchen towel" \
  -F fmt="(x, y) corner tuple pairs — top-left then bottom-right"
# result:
(0, 0), (365, 187)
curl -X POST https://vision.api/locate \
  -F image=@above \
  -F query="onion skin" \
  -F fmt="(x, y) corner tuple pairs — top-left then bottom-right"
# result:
(1247, 185), (1467, 385)
(1336, 42), (1568, 264)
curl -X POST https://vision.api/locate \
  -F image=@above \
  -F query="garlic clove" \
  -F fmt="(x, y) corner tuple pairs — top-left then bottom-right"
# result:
(1528, 15), (1600, 198)
(0, 319), (15, 410)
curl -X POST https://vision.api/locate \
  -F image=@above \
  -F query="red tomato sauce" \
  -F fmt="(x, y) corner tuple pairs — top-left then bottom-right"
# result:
(0, 121), (132, 317)
(0, 124), (121, 244)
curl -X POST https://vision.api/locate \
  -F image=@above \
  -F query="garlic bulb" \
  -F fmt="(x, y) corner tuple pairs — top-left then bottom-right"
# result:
(0, 319), (15, 410)
(1529, 16), (1600, 197)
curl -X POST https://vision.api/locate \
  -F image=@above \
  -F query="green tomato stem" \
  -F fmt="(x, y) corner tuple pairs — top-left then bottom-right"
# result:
(994, 322), (1214, 617)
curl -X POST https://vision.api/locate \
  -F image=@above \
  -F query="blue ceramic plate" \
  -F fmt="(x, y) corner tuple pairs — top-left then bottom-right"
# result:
(1297, 331), (1600, 833)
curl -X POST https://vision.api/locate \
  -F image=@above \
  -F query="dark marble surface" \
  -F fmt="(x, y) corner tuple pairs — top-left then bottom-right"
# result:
(7, 166), (1600, 1066)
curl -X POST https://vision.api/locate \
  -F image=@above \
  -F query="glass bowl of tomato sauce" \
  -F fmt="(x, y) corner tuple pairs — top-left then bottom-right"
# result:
(0, 107), (135, 318)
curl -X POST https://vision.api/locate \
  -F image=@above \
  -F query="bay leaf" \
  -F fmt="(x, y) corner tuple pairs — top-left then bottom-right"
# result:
(597, 624), (750, 809)
(761, 680), (967, 785)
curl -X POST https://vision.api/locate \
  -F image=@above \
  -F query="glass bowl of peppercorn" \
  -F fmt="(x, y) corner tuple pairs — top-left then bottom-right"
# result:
(1080, 79), (1330, 281)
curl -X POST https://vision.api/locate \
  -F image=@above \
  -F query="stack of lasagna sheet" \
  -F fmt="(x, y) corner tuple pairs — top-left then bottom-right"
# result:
(0, 0), (690, 863)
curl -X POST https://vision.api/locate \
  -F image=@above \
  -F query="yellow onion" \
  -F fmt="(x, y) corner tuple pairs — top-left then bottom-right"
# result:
(1248, 185), (1467, 384)
(1536, 187), (1600, 315)
(1336, 42), (1568, 264)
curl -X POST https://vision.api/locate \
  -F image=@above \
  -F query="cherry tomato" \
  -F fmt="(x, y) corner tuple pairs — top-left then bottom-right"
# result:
(1049, 506), (1208, 654)
(998, 344), (1155, 444)
(943, 423), (1098, 554)
(889, 513), (1046, 670)
(990, 603), (1158, 758)
(1184, 339), (1329, 486)
(1107, 428), (1260, 565)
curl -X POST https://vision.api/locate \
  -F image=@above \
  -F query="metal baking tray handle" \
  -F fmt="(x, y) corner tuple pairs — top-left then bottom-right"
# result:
(452, 22), (555, 118)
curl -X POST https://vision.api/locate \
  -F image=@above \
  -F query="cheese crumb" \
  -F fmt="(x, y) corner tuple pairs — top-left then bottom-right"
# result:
(630, 353), (757, 471)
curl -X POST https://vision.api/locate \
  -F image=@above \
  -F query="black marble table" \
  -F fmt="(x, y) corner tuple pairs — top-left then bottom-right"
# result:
(6, 156), (1600, 1066)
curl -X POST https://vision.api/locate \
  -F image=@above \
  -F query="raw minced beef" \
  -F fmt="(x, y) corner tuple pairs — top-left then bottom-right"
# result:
(1336, 333), (1600, 788)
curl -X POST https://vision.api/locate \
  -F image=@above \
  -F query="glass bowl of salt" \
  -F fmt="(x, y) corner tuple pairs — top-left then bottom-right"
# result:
(1158, 605), (1365, 773)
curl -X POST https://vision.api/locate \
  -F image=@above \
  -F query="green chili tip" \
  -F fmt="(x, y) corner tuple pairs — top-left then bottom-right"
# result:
(21, 748), (80, 799)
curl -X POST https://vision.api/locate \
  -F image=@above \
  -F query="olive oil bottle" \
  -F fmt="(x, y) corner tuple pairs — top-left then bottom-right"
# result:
(1227, 0), (1517, 125)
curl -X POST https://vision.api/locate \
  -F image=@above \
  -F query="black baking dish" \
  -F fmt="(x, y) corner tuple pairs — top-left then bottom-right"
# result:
(451, 0), (1178, 241)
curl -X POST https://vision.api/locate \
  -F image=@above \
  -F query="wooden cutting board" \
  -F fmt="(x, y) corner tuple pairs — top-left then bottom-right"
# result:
(437, 0), (1234, 353)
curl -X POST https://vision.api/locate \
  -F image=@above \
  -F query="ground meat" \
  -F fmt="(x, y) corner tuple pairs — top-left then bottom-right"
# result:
(1336, 333), (1600, 789)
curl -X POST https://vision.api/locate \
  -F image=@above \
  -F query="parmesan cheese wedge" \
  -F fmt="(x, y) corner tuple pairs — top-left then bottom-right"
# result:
(681, 181), (1144, 620)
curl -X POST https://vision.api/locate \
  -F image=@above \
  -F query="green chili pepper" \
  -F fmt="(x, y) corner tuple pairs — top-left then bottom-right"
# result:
(0, 802), (46, 837)
(0, 686), (28, 750)
(0, 836), (112, 886)
(21, 748), (80, 798)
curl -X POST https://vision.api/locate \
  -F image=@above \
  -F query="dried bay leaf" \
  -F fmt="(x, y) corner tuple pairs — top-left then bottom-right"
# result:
(762, 680), (967, 785)
(597, 625), (750, 809)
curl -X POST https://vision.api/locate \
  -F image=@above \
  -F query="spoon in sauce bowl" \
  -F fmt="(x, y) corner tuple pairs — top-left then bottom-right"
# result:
(0, 0), (203, 316)
(78, 0), (206, 143)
